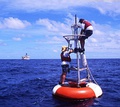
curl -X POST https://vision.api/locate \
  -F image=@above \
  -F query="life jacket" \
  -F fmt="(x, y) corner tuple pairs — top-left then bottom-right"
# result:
(83, 20), (92, 30)
(61, 52), (71, 62)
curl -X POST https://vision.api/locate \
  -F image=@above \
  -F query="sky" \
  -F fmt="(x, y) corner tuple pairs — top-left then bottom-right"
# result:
(0, 0), (120, 59)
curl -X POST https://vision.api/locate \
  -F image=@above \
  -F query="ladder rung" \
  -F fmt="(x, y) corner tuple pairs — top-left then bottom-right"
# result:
(79, 67), (87, 71)
(70, 67), (87, 71)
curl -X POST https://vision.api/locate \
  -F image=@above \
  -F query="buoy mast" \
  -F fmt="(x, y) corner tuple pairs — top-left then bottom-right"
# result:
(72, 15), (81, 87)
(63, 15), (82, 87)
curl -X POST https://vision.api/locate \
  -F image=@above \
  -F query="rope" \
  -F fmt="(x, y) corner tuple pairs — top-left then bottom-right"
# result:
(86, 66), (98, 85)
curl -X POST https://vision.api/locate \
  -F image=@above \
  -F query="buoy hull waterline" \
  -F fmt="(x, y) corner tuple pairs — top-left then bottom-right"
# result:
(52, 82), (103, 100)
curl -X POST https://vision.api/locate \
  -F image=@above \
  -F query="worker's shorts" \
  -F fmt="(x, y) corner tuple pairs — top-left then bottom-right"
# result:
(82, 30), (93, 40)
(61, 64), (70, 73)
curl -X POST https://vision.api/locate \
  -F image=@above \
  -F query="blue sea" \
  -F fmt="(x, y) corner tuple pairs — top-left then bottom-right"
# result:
(0, 59), (120, 107)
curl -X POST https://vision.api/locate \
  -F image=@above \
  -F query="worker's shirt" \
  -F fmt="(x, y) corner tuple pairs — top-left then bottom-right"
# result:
(79, 20), (93, 31)
(61, 51), (71, 66)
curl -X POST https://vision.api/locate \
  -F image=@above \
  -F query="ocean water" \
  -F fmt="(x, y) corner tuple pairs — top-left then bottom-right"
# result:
(0, 59), (120, 107)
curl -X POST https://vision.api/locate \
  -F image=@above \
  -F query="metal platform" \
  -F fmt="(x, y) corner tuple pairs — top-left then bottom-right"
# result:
(63, 34), (85, 41)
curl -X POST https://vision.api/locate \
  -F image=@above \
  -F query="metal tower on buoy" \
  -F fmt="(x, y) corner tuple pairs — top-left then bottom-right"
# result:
(63, 15), (88, 87)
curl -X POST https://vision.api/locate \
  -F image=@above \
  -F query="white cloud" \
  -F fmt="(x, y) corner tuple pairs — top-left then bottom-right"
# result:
(53, 49), (58, 53)
(0, 17), (31, 29)
(90, 38), (97, 43)
(0, 41), (7, 46)
(35, 36), (64, 45)
(13, 37), (22, 41)
(2, 0), (120, 17)
(36, 17), (71, 34)
(90, 1), (120, 16)
(86, 20), (120, 52)
(36, 18), (59, 32)
(4, 0), (83, 11)
(35, 14), (79, 45)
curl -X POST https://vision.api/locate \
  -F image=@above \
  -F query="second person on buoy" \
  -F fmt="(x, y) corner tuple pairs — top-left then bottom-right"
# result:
(60, 46), (73, 85)
(79, 18), (93, 52)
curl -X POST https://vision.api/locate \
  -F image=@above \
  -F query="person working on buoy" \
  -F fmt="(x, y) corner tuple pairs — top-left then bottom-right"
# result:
(79, 19), (93, 52)
(60, 46), (73, 85)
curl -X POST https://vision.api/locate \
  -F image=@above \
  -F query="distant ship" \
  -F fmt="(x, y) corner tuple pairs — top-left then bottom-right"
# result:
(22, 53), (30, 60)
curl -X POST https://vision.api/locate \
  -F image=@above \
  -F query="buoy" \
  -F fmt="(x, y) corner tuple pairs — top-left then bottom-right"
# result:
(53, 82), (102, 100)
(52, 15), (103, 100)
